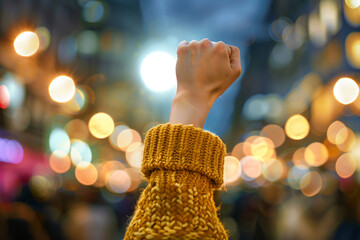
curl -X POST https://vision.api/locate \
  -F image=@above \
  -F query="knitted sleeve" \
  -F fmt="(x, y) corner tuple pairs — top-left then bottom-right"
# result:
(124, 123), (228, 240)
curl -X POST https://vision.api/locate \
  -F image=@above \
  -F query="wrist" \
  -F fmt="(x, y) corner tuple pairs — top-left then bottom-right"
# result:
(169, 91), (214, 128)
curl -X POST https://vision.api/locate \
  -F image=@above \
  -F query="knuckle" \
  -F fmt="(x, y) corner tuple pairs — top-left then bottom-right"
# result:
(200, 38), (211, 46)
(177, 46), (187, 54)
(214, 41), (227, 52)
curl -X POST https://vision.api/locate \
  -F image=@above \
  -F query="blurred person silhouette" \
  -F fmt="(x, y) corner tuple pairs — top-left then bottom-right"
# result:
(125, 39), (241, 239)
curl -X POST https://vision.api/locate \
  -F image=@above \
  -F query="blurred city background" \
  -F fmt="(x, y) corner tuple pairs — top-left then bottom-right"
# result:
(1, 0), (360, 239)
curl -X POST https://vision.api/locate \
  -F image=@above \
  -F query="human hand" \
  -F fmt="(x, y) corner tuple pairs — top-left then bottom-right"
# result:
(170, 39), (241, 128)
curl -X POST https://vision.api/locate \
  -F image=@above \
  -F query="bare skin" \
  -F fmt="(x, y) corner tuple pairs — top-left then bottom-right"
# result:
(169, 38), (241, 128)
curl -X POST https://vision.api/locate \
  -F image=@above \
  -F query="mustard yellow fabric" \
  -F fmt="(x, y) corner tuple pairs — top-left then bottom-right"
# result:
(124, 123), (228, 239)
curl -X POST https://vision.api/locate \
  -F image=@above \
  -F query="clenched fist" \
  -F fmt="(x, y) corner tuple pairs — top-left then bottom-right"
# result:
(170, 39), (241, 128)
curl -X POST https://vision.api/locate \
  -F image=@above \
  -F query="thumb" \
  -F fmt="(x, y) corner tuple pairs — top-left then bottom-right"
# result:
(228, 45), (241, 75)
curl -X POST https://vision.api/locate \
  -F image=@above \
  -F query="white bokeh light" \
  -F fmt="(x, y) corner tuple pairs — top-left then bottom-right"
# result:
(333, 77), (359, 105)
(140, 51), (176, 92)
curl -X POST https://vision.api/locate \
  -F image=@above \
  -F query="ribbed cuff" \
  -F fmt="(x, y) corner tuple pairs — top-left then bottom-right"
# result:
(141, 123), (226, 188)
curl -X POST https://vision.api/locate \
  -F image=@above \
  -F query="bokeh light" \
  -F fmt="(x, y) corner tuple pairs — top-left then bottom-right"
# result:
(345, 32), (360, 68)
(333, 77), (359, 104)
(49, 128), (71, 154)
(300, 171), (322, 197)
(285, 114), (310, 140)
(125, 142), (144, 169)
(29, 175), (54, 201)
(140, 51), (176, 92)
(35, 26), (51, 51)
(49, 75), (76, 103)
(240, 156), (263, 180)
(62, 87), (87, 113)
(65, 119), (89, 140)
(75, 162), (98, 185)
(261, 124), (286, 148)
(249, 136), (276, 161)
(0, 85), (10, 109)
(335, 153), (357, 178)
(0, 138), (24, 164)
(223, 156), (242, 184)
(287, 165), (309, 190)
(70, 140), (92, 166)
(117, 129), (141, 151)
(292, 147), (307, 166)
(49, 150), (71, 174)
(83, 1), (105, 23)
(95, 160), (126, 188)
(262, 159), (284, 182)
(13, 31), (40, 56)
(1, 73), (25, 110)
(327, 121), (347, 145)
(107, 170), (131, 193)
(336, 127), (356, 152)
(304, 142), (328, 167)
(88, 112), (115, 139)
(345, 0), (360, 9)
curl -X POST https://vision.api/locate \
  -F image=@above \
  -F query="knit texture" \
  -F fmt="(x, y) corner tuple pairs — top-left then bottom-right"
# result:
(124, 124), (228, 239)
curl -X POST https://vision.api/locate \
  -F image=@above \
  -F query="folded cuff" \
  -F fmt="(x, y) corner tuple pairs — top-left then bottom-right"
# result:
(141, 123), (226, 188)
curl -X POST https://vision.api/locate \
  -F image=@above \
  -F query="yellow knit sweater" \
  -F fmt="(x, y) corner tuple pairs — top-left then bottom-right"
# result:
(124, 123), (228, 240)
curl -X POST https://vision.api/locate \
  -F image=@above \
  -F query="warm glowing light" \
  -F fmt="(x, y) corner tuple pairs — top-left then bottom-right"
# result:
(231, 142), (246, 160)
(292, 148), (307, 166)
(261, 124), (286, 148)
(126, 142), (144, 169)
(88, 112), (115, 139)
(262, 159), (284, 182)
(287, 165), (309, 190)
(49, 150), (71, 173)
(250, 137), (275, 161)
(327, 121), (347, 144)
(300, 171), (322, 197)
(14, 31), (40, 56)
(94, 160), (126, 188)
(70, 140), (92, 166)
(344, 2), (360, 26)
(65, 119), (89, 140)
(345, 32), (360, 68)
(117, 129), (141, 151)
(336, 153), (357, 178)
(75, 162), (98, 185)
(49, 128), (71, 154)
(345, 0), (360, 9)
(336, 127), (356, 152)
(140, 51), (176, 92)
(223, 156), (241, 184)
(49, 75), (76, 103)
(62, 87), (87, 113)
(241, 156), (262, 179)
(0, 85), (10, 109)
(125, 168), (142, 192)
(107, 170), (131, 193)
(304, 142), (328, 167)
(29, 175), (54, 200)
(285, 114), (310, 140)
(333, 77), (359, 104)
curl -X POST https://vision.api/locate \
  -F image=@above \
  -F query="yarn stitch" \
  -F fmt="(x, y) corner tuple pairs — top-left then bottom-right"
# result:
(124, 123), (228, 239)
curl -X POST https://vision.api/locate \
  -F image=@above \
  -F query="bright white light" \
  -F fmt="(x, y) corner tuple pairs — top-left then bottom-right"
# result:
(140, 51), (176, 92)
(333, 77), (359, 105)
